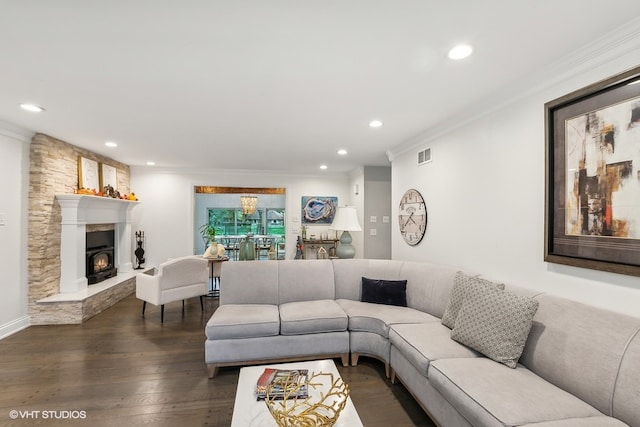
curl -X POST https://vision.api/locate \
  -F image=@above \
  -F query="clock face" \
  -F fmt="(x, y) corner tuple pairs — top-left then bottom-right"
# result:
(399, 189), (427, 246)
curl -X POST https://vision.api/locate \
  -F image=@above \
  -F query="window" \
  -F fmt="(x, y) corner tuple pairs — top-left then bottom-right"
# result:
(266, 209), (285, 235)
(207, 208), (284, 236)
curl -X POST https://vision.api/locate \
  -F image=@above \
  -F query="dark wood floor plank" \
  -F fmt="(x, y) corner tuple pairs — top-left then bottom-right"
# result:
(0, 294), (436, 426)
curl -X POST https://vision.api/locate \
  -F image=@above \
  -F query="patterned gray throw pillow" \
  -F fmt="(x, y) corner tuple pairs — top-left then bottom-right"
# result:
(441, 271), (505, 329)
(450, 285), (539, 368)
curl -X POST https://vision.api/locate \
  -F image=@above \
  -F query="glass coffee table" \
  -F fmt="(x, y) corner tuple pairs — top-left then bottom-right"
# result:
(231, 359), (363, 426)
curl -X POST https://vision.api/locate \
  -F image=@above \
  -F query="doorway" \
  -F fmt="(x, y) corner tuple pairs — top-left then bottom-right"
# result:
(193, 186), (286, 259)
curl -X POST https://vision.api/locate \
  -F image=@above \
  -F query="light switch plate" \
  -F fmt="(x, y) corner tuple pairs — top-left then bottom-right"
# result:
(382, 216), (390, 223)
(370, 229), (377, 236)
(370, 216), (377, 223)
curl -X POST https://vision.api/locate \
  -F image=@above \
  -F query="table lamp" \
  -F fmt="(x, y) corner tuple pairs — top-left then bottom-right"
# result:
(330, 206), (362, 258)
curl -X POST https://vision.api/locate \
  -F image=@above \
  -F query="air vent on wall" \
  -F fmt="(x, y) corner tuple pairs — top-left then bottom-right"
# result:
(417, 147), (432, 166)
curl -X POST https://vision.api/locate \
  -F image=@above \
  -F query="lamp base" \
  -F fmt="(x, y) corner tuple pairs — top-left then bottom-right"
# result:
(336, 231), (356, 259)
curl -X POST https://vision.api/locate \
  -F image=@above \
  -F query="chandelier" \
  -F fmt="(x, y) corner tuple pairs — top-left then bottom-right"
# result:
(240, 195), (257, 215)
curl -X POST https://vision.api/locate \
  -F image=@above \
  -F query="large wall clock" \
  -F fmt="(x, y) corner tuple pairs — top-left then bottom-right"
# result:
(399, 189), (427, 246)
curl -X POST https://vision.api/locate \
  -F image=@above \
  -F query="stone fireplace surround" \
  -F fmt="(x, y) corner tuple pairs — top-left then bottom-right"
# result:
(34, 195), (142, 324)
(29, 133), (142, 325)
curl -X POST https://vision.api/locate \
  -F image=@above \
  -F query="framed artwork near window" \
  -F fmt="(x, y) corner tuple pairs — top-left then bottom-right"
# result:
(544, 65), (640, 276)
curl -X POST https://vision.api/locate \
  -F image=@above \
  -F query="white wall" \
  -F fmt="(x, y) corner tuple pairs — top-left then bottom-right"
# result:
(130, 168), (352, 266)
(0, 124), (31, 338)
(391, 39), (640, 318)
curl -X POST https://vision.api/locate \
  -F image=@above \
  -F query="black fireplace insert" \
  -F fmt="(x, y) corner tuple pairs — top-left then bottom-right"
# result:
(86, 230), (117, 284)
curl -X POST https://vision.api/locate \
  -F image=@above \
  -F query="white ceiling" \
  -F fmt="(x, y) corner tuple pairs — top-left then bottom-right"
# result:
(2, 1), (640, 174)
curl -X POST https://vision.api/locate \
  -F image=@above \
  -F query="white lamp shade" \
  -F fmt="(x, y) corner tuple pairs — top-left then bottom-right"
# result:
(330, 206), (362, 231)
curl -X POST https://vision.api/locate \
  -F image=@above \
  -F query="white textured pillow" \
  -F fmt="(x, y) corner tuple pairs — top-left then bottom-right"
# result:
(441, 271), (505, 329)
(451, 285), (539, 368)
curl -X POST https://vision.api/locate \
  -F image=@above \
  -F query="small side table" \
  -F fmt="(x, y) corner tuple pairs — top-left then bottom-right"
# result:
(205, 256), (229, 297)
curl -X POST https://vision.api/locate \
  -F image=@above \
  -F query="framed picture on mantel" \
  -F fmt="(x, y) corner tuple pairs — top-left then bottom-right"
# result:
(100, 163), (117, 189)
(78, 156), (99, 190)
(544, 65), (640, 277)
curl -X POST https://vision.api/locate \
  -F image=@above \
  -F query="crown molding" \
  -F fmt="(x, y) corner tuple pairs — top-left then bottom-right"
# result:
(0, 119), (34, 142)
(129, 165), (351, 179)
(387, 16), (640, 161)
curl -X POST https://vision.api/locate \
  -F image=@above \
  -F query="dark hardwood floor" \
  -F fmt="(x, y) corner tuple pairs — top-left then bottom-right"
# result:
(0, 294), (436, 426)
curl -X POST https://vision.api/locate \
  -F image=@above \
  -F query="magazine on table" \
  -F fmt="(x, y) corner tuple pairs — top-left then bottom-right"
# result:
(255, 368), (309, 400)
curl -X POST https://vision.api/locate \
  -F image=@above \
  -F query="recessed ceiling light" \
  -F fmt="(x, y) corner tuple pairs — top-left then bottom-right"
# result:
(369, 120), (383, 128)
(19, 103), (45, 113)
(105, 141), (118, 148)
(448, 44), (473, 60)
(337, 149), (348, 155)
(320, 164), (328, 170)
(146, 161), (156, 166)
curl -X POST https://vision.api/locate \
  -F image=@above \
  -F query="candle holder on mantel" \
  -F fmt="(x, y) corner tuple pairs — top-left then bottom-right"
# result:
(135, 230), (146, 269)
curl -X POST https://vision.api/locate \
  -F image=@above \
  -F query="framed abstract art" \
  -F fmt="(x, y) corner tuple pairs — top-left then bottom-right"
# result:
(545, 65), (640, 276)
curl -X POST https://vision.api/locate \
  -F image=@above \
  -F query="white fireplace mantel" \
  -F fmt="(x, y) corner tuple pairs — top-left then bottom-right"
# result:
(56, 194), (139, 293)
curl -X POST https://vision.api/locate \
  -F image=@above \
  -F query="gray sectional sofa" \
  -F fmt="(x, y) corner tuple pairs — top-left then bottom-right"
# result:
(204, 259), (640, 427)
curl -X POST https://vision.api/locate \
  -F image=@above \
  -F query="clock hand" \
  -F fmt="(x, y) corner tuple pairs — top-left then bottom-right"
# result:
(403, 212), (414, 228)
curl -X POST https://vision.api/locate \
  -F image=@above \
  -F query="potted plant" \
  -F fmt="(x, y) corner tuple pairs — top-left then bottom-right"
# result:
(199, 224), (217, 247)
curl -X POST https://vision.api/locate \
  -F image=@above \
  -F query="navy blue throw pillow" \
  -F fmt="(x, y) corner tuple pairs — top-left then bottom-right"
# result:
(361, 277), (408, 307)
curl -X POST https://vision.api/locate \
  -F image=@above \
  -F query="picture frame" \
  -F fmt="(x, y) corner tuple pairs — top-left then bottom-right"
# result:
(78, 156), (99, 190)
(545, 65), (640, 277)
(301, 196), (337, 224)
(100, 163), (117, 189)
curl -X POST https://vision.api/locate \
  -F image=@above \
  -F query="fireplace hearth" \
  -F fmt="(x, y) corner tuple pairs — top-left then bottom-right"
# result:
(86, 230), (117, 284)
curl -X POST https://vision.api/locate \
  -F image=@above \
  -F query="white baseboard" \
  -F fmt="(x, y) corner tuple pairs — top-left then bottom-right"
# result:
(0, 315), (31, 340)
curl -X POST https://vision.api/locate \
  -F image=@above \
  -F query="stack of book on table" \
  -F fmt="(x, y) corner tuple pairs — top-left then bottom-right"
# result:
(255, 368), (309, 401)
